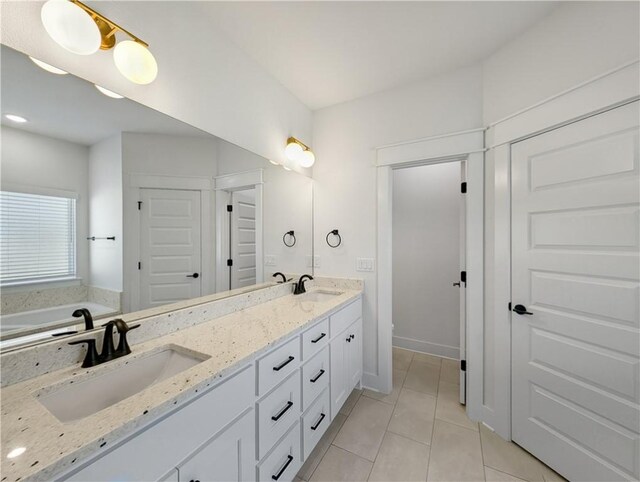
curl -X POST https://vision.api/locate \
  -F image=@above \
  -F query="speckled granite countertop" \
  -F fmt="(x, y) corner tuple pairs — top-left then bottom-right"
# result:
(0, 287), (362, 482)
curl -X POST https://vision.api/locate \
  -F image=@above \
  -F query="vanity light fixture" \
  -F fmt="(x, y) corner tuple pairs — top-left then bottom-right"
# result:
(4, 114), (28, 124)
(95, 84), (124, 99)
(269, 159), (280, 165)
(285, 136), (315, 168)
(29, 56), (69, 75)
(6, 447), (26, 459)
(40, 0), (158, 84)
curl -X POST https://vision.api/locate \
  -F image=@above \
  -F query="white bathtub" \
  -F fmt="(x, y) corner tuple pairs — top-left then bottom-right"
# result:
(0, 302), (117, 337)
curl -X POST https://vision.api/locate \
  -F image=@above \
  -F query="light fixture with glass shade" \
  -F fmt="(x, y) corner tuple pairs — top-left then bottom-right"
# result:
(285, 136), (315, 168)
(95, 84), (124, 99)
(40, 0), (158, 84)
(4, 114), (28, 124)
(29, 57), (69, 75)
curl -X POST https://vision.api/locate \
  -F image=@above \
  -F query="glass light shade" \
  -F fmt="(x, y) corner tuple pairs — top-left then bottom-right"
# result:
(4, 114), (28, 123)
(285, 140), (303, 161)
(95, 84), (124, 99)
(113, 40), (158, 85)
(41, 0), (101, 55)
(299, 149), (315, 168)
(29, 57), (68, 75)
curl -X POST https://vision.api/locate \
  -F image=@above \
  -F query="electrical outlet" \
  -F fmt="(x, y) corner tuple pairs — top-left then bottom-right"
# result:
(356, 257), (375, 272)
(264, 255), (276, 266)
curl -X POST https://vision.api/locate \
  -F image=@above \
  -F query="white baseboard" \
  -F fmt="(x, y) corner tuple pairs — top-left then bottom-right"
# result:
(393, 336), (459, 359)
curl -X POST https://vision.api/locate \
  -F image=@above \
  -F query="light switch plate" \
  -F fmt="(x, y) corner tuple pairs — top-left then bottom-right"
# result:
(264, 255), (276, 266)
(356, 257), (375, 272)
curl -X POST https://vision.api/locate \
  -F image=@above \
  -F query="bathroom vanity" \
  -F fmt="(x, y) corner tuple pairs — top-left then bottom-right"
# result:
(0, 280), (363, 482)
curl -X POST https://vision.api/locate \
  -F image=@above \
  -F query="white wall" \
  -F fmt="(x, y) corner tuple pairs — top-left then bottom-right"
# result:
(0, 1), (312, 165)
(1, 125), (90, 283)
(89, 134), (122, 292)
(392, 161), (460, 359)
(483, 1), (640, 124)
(312, 65), (483, 389)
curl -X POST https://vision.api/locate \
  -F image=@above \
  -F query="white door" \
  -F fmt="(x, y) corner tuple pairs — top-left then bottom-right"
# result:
(230, 190), (257, 289)
(459, 161), (467, 404)
(139, 188), (202, 309)
(511, 101), (640, 481)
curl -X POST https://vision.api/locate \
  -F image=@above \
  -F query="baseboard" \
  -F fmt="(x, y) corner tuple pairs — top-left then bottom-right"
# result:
(393, 335), (459, 359)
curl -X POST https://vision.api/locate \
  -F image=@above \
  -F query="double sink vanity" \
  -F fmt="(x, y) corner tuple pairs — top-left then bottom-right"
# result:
(0, 278), (363, 482)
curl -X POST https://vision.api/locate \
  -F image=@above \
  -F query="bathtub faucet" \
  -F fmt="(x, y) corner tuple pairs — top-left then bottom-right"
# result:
(72, 308), (94, 331)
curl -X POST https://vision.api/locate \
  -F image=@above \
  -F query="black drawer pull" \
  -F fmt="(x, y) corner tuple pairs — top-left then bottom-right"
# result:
(273, 356), (295, 371)
(311, 332), (326, 343)
(272, 455), (293, 480)
(311, 413), (326, 431)
(271, 401), (294, 421)
(310, 369), (325, 383)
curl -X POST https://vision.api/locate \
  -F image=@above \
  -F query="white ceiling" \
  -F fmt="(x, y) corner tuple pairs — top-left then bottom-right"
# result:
(1, 45), (212, 146)
(203, 1), (558, 110)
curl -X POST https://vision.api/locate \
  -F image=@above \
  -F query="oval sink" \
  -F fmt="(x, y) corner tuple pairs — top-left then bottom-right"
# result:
(299, 290), (343, 303)
(38, 346), (208, 423)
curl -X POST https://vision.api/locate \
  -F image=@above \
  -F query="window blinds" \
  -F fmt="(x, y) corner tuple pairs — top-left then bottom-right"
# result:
(0, 191), (76, 284)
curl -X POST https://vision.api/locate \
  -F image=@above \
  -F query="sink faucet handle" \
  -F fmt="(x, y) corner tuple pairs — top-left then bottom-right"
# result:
(111, 320), (140, 356)
(68, 339), (100, 368)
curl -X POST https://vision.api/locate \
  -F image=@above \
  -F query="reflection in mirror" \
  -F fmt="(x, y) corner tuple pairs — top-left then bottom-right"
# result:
(0, 45), (313, 350)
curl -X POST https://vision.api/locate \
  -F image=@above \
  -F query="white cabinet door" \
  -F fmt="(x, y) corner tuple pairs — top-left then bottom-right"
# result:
(330, 332), (349, 419)
(179, 410), (255, 482)
(511, 101), (640, 482)
(347, 319), (362, 391)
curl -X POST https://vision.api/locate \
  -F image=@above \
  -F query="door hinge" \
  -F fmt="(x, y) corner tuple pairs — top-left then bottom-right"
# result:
(461, 182), (467, 194)
(227, 204), (233, 212)
(227, 259), (233, 267)
(137, 201), (142, 210)
(460, 270), (467, 284)
(138, 261), (141, 270)
(460, 360), (466, 372)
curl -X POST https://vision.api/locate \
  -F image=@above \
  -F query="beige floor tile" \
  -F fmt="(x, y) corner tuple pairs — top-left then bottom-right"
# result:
(435, 381), (478, 431)
(440, 358), (459, 385)
(363, 369), (406, 405)
(480, 424), (546, 482)
(309, 445), (373, 482)
(387, 388), (437, 444)
(392, 347), (414, 371)
(339, 388), (363, 416)
(298, 414), (348, 480)
(368, 432), (430, 482)
(412, 352), (443, 366)
(485, 467), (527, 481)
(404, 360), (440, 396)
(427, 420), (485, 481)
(333, 396), (394, 461)
(540, 464), (567, 482)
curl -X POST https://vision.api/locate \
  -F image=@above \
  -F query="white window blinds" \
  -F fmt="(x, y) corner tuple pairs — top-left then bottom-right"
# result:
(0, 191), (76, 285)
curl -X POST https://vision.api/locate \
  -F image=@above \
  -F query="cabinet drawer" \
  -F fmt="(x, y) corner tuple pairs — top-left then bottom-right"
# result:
(301, 318), (328, 360)
(63, 365), (254, 482)
(302, 389), (331, 460)
(301, 346), (329, 411)
(257, 337), (300, 396)
(257, 370), (301, 459)
(257, 422), (301, 482)
(329, 298), (362, 338)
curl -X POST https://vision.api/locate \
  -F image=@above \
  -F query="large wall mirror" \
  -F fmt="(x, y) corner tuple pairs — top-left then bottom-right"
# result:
(0, 45), (313, 350)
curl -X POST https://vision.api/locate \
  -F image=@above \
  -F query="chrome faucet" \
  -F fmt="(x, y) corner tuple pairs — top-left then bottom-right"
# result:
(293, 274), (314, 295)
(69, 319), (140, 368)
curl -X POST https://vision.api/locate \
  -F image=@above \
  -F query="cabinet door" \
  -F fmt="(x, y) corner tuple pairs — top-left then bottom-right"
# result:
(347, 319), (363, 391)
(179, 410), (255, 482)
(329, 334), (348, 419)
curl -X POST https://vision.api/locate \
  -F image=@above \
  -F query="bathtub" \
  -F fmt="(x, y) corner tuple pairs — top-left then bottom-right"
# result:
(0, 302), (118, 343)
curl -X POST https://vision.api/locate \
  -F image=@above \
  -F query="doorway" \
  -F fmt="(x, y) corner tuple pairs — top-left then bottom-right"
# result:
(228, 188), (257, 289)
(391, 160), (467, 403)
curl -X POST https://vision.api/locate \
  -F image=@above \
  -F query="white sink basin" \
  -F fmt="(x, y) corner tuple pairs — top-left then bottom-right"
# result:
(299, 290), (343, 303)
(38, 346), (208, 423)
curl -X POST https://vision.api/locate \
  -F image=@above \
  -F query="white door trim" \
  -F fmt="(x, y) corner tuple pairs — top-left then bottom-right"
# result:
(213, 170), (264, 292)
(124, 173), (212, 313)
(376, 135), (484, 423)
(484, 59), (640, 440)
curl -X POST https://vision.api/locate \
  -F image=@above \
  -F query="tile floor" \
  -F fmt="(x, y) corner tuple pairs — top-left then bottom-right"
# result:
(296, 347), (565, 482)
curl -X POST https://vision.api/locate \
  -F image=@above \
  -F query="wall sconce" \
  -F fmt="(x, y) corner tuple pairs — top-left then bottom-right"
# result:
(41, 0), (158, 84)
(285, 137), (315, 168)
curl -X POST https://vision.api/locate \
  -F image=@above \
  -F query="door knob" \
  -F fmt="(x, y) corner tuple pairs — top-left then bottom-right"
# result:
(513, 304), (533, 315)
(186, 273), (199, 278)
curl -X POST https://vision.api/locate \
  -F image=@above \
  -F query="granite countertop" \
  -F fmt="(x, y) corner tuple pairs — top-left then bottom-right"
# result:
(0, 287), (362, 482)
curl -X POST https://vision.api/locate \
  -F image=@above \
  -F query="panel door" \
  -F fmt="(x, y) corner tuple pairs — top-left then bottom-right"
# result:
(178, 410), (255, 482)
(230, 190), (257, 289)
(139, 188), (202, 309)
(329, 333), (348, 420)
(347, 319), (363, 391)
(511, 101), (640, 481)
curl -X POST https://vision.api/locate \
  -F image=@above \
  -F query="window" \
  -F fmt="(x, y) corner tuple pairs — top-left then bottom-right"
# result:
(0, 190), (76, 285)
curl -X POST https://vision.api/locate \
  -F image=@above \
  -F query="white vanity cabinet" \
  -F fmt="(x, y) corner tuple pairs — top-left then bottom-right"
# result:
(57, 296), (362, 482)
